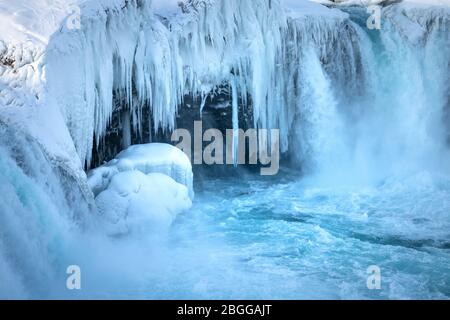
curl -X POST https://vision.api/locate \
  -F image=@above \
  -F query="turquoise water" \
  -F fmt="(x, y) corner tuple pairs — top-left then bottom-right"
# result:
(124, 169), (450, 300)
(2, 157), (449, 299)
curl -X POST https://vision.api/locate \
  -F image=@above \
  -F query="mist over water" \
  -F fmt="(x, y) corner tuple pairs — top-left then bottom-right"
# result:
(171, 171), (450, 299)
(0, 6), (449, 299)
(163, 9), (450, 299)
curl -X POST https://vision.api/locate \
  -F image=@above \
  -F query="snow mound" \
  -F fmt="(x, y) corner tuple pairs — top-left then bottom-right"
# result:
(95, 171), (192, 236)
(88, 143), (194, 199)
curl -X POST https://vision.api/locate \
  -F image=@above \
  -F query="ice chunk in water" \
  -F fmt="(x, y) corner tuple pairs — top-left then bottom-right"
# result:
(88, 143), (194, 199)
(95, 171), (192, 236)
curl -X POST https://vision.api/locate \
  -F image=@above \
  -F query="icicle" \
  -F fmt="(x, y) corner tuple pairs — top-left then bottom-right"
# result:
(231, 76), (239, 167)
(121, 109), (132, 149)
(199, 92), (208, 115)
(46, 0), (371, 167)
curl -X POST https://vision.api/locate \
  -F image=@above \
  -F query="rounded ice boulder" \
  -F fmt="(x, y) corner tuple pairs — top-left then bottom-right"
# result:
(88, 143), (194, 199)
(95, 171), (192, 236)
(87, 143), (194, 236)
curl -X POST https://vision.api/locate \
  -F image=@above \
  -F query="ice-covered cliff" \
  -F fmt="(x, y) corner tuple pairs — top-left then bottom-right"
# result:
(2, 0), (449, 170)
(0, 1), (358, 167)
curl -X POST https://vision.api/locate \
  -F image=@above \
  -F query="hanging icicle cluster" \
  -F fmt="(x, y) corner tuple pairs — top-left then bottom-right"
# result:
(44, 0), (366, 167)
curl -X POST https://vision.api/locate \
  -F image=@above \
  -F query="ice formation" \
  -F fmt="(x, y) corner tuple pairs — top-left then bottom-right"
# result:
(44, 0), (449, 169)
(88, 143), (194, 199)
(95, 171), (192, 236)
(87, 143), (193, 236)
(0, 123), (89, 298)
(2, 0), (449, 171)
(42, 0), (356, 166)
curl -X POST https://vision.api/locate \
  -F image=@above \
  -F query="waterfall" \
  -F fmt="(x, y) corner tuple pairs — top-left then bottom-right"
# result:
(0, 123), (88, 298)
(291, 46), (346, 174)
(1, 0), (449, 299)
(287, 6), (450, 184)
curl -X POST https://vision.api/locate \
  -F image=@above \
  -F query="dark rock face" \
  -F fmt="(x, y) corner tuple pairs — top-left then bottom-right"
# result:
(175, 86), (262, 182)
(89, 84), (261, 179)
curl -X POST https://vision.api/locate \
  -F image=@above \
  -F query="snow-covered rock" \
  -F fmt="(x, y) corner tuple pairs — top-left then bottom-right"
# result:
(89, 143), (193, 236)
(88, 143), (194, 199)
(95, 171), (192, 236)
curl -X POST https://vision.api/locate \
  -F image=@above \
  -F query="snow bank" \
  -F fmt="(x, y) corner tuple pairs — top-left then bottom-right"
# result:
(88, 143), (194, 199)
(95, 171), (192, 236)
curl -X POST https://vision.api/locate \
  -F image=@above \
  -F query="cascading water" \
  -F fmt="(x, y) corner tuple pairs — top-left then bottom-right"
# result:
(290, 45), (347, 174)
(173, 5), (450, 299)
(0, 0), (449, 299)
(0, 123), (81, 298)
(289, 6), (450, 186)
